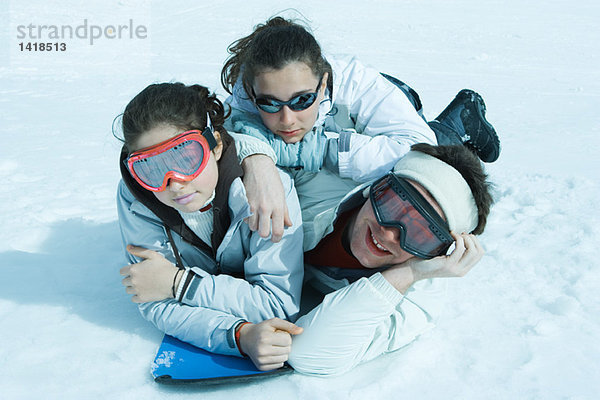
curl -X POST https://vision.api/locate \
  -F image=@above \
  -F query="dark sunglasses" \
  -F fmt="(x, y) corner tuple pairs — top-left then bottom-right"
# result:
(253, 78), (323, 113)
(370, 173), (454, 259)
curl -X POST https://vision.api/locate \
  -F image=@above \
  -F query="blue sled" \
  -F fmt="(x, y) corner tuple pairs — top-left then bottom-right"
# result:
(151, 335), (293, 385)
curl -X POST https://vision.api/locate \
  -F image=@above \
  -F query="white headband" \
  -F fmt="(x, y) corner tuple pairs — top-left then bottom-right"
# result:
(392, 151), (478, 233)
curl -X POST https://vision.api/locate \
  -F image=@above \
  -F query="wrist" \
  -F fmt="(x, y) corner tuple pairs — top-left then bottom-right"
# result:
(174, 269), (193, 302)
(235, 321), (252, 356)
(381, 264), (416, 294)
(174, 269), (184, 297)
(171, 269), (182, 298)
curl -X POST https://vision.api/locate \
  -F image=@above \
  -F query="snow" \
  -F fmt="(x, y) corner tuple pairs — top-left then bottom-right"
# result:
(1, 0), (599, 398)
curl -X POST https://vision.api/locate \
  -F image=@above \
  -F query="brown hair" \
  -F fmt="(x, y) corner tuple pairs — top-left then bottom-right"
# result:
(411, 143), (494, 234)
(221, 16), (332, 97)
(120, 82), (231, 153)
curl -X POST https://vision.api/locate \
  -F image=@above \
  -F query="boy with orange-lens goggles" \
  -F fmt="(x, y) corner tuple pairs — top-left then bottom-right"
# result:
(370, 173), (454, 259)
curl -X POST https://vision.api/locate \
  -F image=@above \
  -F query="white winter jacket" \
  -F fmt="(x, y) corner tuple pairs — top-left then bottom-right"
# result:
(285, 166), (447, 376)
(227, 54), (437, 182)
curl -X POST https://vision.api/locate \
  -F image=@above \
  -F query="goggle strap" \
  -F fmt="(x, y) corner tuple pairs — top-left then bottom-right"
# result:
(203, 112), (218, 150)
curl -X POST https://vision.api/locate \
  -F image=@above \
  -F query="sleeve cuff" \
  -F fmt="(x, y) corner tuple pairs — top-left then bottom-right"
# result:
(174, 268), (189, 301)
(226, 319), (248, 356)
(368, 272), (405, 305)
(176, 269), (202, 304)
(229, 132), (278, 164)
(337, 130), (369, 178)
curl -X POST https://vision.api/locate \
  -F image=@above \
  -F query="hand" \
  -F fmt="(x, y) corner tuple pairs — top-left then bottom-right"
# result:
(408, 232), (484, 281)
(382, 232), (484, 293)
(238, 318), (303, 371)
(120, 245), (180, 303)
(241, 154), (293, 242)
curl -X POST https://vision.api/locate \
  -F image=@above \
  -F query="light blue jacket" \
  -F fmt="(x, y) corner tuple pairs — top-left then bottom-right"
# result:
(116, 171), (304, 356)
(226, 54), (437, 182)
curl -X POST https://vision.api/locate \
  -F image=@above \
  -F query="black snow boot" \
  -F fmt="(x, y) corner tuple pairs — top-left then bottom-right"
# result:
(429, 89), (501, 163)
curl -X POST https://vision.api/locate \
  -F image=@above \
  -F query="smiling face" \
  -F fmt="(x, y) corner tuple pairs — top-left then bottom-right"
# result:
(252, 61), (327, 144)
(346, 180), (446, 268)
(132, 124), (222, 213)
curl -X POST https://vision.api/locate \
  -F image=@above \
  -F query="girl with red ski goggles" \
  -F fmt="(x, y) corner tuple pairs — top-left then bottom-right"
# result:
(370, 173), (454, 259)
(125, 123), (217, 192)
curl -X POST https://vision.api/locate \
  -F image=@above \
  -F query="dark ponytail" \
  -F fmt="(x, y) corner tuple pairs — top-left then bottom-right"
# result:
(221, 16), (332, 96)
(120, 82), (232, 153)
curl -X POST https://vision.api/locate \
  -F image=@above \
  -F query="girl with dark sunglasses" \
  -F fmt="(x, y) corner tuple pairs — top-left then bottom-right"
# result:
(220, 16), (499, 241)
(115, 82), (306, 371)
(222, 17), (436, 178)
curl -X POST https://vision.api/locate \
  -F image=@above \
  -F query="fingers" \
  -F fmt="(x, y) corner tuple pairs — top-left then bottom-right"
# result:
(270, 208), (284, 243)
(257, 362), (285, 371)
(131, 295), (144, 304)
(255, 354), (289, 371)
(461, 234), (484, 269)
(246, 213), (258, 232)
(257, 208), (272, 239)
(268, 318), (303, 335)
(283, 205), (293, 228)
(126, 245), (159, 260)
(247, 209), (287, 242)
(119, 265), (131, 276)
(252, 335), (292, 371)
(447, 231), (467, 262)
(449, 232), (484, 277)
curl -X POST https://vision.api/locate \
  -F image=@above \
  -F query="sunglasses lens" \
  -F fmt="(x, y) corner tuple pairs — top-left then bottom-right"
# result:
(255, 98), (282, 113)
(255, 92), (318, 113)
(288, 93), (317, 111)
(131, 139), (205, 189)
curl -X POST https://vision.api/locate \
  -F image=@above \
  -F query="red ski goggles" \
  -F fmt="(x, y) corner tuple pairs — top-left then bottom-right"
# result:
(125, 126), (216, 192)
(370, 173), (454, 259)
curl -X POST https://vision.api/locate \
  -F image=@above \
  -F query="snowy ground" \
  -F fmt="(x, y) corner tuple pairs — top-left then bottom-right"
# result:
(1, 0), (599, 399)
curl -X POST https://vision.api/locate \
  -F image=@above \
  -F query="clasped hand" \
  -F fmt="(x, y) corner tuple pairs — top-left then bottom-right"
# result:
(239, 318), (303, 371)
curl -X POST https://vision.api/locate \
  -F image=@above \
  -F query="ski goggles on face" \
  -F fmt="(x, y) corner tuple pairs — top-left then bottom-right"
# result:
(253, 78), (322, 113)
(125, 126), (215, 192)
(370, 173), (454, 259)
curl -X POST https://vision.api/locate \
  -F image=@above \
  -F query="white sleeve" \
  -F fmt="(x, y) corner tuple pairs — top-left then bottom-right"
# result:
(288, 273), (446, 376)
(332, 56), (437, 182)
(229, 131), (277, 164)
